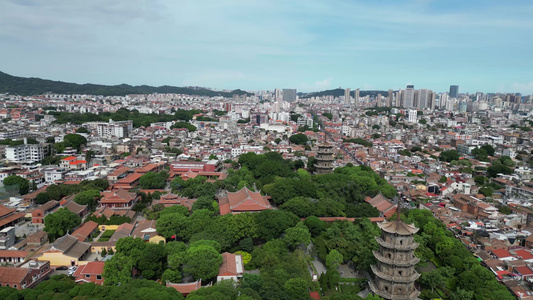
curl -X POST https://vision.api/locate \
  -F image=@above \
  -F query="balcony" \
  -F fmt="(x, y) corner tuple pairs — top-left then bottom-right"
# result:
(376, 237), (418, 251)
(370, 265), (420, 283)
(373, 251), (420, 266)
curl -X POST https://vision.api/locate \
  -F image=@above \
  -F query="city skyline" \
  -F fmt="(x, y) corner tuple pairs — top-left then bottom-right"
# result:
(1, 0), (533, 94)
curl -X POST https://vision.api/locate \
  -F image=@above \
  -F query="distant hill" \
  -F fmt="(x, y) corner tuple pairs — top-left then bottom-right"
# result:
(0, 71), (249, 97)
(301, 88), (391, 98)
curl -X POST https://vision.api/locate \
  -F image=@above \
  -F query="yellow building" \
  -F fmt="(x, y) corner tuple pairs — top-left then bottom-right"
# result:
(38, 235), (91, 267)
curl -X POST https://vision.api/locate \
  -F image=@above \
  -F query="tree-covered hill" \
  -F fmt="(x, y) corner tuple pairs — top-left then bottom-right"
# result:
(0, 71), (249, 97)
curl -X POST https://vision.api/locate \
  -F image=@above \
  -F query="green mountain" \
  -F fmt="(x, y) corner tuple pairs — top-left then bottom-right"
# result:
(301, 88), (391, 98)
(0, 71), (248, 97)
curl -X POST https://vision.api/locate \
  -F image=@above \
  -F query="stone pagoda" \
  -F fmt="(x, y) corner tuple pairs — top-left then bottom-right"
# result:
(369, 218), (420, 300)
(315, 142), (334, 174)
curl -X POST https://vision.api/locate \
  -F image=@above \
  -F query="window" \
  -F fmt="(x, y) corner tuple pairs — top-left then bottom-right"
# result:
(97, 275), (102, 280)
(398, 271), (403, 276)
(86, 275), (91, 278)
(400, 239), (403, 245)
(13, 284), (17, 288)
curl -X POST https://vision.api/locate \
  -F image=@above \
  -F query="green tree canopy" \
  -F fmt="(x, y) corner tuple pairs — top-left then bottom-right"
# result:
(183, 244), (223, 281)
(139, 171), (169, 189)
(2, 175), (29, 195)
(289, 133), (309, 145)
(44, 208), (81, 240)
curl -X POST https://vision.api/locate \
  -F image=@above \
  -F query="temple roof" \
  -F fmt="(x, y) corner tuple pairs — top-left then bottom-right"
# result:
(378, 219), (419, 235)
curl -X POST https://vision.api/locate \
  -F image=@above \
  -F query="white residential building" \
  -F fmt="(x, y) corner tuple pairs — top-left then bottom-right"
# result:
(5, 143), (46, 163)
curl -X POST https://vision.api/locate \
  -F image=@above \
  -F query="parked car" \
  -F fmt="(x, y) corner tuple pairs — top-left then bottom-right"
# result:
(56, 266), (68, 270)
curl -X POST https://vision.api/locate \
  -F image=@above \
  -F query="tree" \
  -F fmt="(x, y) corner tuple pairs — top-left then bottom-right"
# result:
(192, 196), (218, 213)
(44, 208), (81, 240)
(281, 197), (314, 218)
(35, 192), (52, 204)
(156, 213), (188, 239)
(76, 127), (89, 133)
(289, 133), (309, 145)
(74, 189), (101, 210)
(103, 253), (134, 285)
(499, 206), (512, 215)
(304, 216), (326, 237)
(326, 249), (343, 270)
(480, 144), (495, 156)
(439, 176), (447, 183)
(3, 175), (29, 195)
(139, 171), (169, 189)
(474, 176), (487, 186)
(420, 269), (444, 292)
(137, 243), (167, 280)
(183, 245), (223, 280)
(283, 277), (308, 299)
(439, 150), (460, 162)
(63, 133), (87, 150)
(487, 163), (513, 177)
(284, 223), (311, 250)
(255, 210), (300, 241)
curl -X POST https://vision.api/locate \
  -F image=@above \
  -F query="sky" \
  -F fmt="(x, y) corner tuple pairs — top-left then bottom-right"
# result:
(1, 0), (533, 94)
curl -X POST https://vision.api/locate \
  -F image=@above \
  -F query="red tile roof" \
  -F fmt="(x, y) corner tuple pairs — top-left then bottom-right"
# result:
(515, 249), (533, 260)
(492, 249), (513, 258)
(221, 187), (271, 214)
(218, 252), (239, 276)
(514, 265), (533, 276)
(167, 280), (203, 295)
(0, 250), (28, 258)
(76, 261), (105, 275)
(71, 221), (98, 241)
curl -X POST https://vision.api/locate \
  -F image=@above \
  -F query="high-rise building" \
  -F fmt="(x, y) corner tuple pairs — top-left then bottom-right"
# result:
(354, 88), (360, 108)
(417, 89), (429, 109)
(275, 89), (282, 101)
(282, 89), (296, 102)
(370, 217), (420, 300)
(387, 89), (393, 107)
(403, 85), (415, 108)
(377, 94), (382, 107)
(344, 88), (351, 104)
(430, 91), (436, 110)
(449, 85), (459, 98)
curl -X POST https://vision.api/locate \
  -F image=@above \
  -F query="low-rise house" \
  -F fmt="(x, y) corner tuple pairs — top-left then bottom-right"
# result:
(32, 201), (60, 224)
(217, 252), (243, 282)
(72, 261), (105, 285)
(0, 250), (28, 265)
(71, 221), (99, 242)
(218, 187), (272, 215)
(0, 205), (25, 230)
(111, 173), (142, 190)
(131, 220), (166, 244)
(0, 260), (52, 289)
(98, 189), (138, 210)
(27, 231), (48, 247)
(491, 249), (517, 261)
(154, 193), (197, 210)
(38, 234), (91, 267)
(365, 194), (397, 218)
